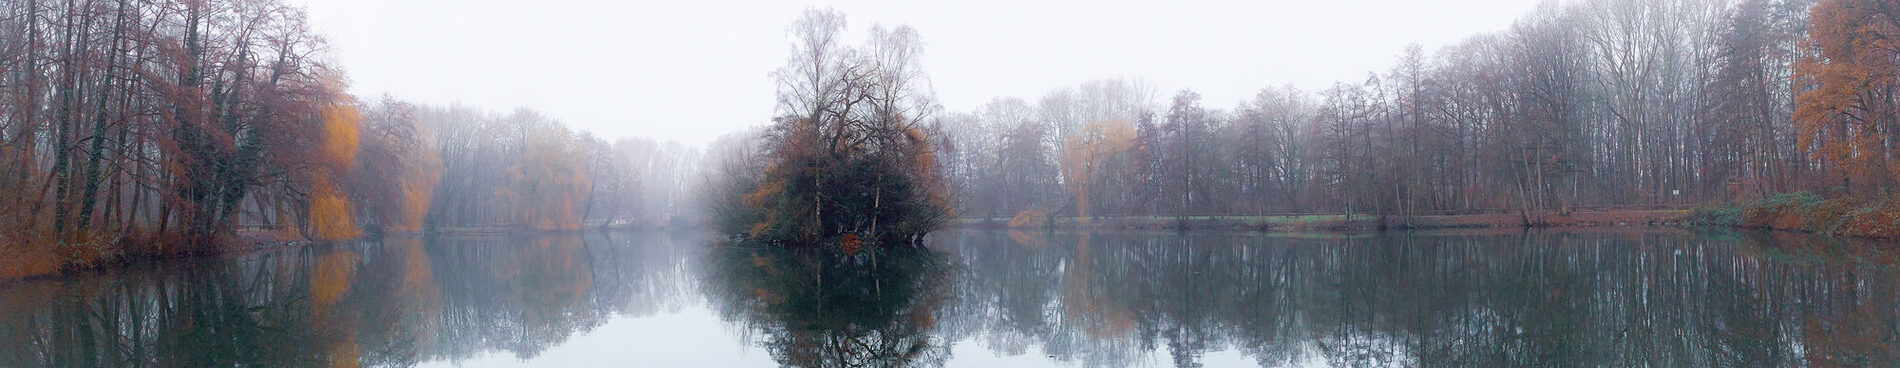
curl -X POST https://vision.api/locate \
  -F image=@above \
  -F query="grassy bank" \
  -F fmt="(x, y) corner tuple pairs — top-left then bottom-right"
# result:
(1688, 192), (1900, 239)
(956, 208), (1689, 231)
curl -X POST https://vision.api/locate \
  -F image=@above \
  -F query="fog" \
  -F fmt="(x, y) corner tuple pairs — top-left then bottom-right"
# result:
(296, 0), (1542, 146)
(5, 0), (1900, 366)
(1, 0), (1882, 248)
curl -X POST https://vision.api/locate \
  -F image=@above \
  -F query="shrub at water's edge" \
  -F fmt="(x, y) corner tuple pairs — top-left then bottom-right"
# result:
(1689, 192), (1900, 238)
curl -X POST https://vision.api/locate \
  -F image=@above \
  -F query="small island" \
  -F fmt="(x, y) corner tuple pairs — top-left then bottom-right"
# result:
(707, 9), (952, 250)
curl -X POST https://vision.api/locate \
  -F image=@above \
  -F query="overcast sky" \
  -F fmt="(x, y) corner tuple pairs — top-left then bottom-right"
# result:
(296, 0), (1547, 147)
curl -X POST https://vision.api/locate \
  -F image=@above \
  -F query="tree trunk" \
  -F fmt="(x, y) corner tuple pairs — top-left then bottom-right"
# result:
(76, 0), (129, 235)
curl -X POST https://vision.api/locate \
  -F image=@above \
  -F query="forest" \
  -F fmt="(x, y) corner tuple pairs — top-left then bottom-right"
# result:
(711, 0), (1899, 241)
(0, 0), (700, 278)
(891, 0), (1896, 226)
(4, 0), (1899, 273)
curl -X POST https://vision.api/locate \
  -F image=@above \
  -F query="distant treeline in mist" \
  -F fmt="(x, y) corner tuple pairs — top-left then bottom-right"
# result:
(755, 0), (1886, 224)
(0, 0), (697, 276)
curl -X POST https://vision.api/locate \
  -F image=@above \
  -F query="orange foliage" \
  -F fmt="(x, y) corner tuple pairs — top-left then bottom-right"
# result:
(321, 102), (362, 173)
(840, 233), (863, 256)
(1061, 120), (1136, 223)
(311, 247), (364, 368)
(904, 126), (954, 216)
(1059, 231), (1136, 337)
(1008, 209), (1050, 228)
(1004, 229), (1048, 248)
(743, 177), (784, 208)
(516, 237), (592, 316)
(388, 239), (444, 334)
(1839, 201), (1900, 238)
(749, 216), (776, 238)
(387, 239), (434, 292)
(311, 249), (362, 307)
(310, 178), (362, 242)
(506, 127), (591, 231)
(306, 88), (364, 240)
(387, 150), (442, 233)
(744, 178), (786, 237)
(1794, 0), (1900, 193)
(0, 242), (61, 281)
(327, 340), (361, 368)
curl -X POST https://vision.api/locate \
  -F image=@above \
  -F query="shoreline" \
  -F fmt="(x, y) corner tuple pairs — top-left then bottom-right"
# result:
(953, 208), (1692, 232)
(0, 225), (688, 284)
(1685, 193), (1900, 239)
(10, 206), (1882, 284)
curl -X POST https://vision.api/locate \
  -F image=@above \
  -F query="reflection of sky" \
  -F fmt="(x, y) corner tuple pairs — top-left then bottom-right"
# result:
(408, 305), (1277, 368)
(417, 307), (775, 367)
(10, 229), (1900, 367)
(946, 342), (1267, 368)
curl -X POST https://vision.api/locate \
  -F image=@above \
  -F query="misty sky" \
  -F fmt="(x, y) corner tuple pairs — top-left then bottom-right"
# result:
(297, 0), (1545, 146)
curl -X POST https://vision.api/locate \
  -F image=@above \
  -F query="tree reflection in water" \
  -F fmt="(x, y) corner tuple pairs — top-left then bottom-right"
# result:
(1, 229), (1898, 367)
(702, 244), (956, 368)
(939, 229), (1900, 367)
(0, 231), (701, 367)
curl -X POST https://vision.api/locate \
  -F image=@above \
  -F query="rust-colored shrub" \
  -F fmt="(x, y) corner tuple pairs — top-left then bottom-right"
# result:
(1736, 192), (1825, 230)
(840, 233), (863, 256)
(1770, 210), (1806, 230)
(0, 244), (60, 281)
(1804, 199), (1858, 232)
(1840, 201), (1900, 238)
(1718, 193), (1900, 239)
(1009, 209), (1050, 228)
(1740, 205), (1778, 228)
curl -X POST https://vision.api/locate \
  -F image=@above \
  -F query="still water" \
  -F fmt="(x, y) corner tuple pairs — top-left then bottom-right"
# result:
(3, 228), (1898, 367)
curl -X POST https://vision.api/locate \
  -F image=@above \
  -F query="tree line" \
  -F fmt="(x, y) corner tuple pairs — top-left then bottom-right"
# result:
(929, 0), (1896, 225)
(0, 0), (696, 276)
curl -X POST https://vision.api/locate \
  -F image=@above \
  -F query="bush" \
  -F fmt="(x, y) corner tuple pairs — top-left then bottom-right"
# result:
(1688, 204), (1742, 226)
(1839, 199), (1900, 238)
(1699, 192), (1900, 239)
(1738, 192), (1823, 229)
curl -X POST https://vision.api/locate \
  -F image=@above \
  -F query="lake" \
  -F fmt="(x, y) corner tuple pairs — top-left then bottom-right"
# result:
(2, 228), (1897, 367)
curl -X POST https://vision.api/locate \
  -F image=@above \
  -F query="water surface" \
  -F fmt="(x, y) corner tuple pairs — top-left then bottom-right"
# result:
(3, 228), (1897, 367)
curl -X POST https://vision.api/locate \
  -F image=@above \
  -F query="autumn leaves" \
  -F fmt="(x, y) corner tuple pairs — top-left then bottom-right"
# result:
(504, 126), (592, 231)
(312, 95), (364, 242)
(0, 0), (673, 275)
(1794, 0), (1900, 194)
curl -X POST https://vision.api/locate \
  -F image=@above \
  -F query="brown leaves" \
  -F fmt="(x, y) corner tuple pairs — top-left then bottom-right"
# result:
(840, 233), (863, 256)
(1795, 0), (1900, 194)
